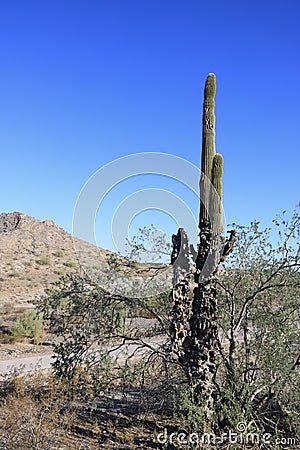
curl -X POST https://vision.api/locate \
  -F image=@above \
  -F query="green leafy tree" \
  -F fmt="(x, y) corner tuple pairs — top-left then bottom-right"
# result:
(38, 272), (170, 398)
(213, 207), (300, 434)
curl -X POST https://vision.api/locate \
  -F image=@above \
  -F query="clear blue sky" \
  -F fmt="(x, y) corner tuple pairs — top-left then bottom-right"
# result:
(1, 0), (299, 252)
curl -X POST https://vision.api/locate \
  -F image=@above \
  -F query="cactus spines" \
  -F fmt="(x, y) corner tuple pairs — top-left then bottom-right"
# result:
(211, 153), (224, 234)
(200, 73), (217, 228)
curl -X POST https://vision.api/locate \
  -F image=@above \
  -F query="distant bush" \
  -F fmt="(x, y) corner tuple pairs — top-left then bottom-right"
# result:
(63, 260), (76, 268)
(0, 333), (16, 344)
(36, 257), (50, 266)
(11, 311), (43, 343)
(53, 249), (64, 258)
(23, 261), (33, 267)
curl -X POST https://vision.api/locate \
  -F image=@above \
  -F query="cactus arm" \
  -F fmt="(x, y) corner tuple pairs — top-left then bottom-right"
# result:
(211, 153), (224, 234)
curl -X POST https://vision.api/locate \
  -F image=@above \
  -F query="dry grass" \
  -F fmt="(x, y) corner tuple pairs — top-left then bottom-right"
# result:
(0, 371), (171, 450)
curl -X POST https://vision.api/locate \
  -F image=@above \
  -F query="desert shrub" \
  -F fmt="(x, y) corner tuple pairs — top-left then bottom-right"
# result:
(10, 310), (43, 342)
(53, 249), (64, 257)
(128, 290), (172, 319)
(63, 259), (76, 268)
(22, 261), (33, 267)
(54, 267), (65, 275)
(37, 273), (171, 399)
(36, 256), (50, 265)
(0, 333), (17, 344)
(212, 214), (300, 434)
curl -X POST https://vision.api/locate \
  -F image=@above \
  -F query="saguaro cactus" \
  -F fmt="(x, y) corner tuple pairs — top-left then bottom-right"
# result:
(188, 73), (225, 418)
(171, 73), (237, 422)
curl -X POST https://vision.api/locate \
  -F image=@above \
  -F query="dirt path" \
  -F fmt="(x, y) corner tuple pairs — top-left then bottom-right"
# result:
(0, 336), (166, 375)
(0, 352), (54, 375)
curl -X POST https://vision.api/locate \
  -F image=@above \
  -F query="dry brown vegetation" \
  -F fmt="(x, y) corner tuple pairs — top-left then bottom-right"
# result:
(0, 368), (177, 450)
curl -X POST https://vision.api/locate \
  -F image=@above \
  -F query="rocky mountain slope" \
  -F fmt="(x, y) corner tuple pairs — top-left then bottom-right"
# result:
(0, 212), (111, 304)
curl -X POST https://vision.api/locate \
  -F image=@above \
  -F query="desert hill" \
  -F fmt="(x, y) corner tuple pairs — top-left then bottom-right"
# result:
(0, 212), (110, 305)
(0, 212), (171, 306)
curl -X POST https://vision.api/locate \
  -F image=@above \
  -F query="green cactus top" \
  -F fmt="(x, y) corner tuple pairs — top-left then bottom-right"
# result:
(204, 73), (216, 105)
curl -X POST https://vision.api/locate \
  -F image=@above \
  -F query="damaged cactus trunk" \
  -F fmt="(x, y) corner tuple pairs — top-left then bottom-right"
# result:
(170, 228), (195, 357)
(171, 73), (237, 420)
